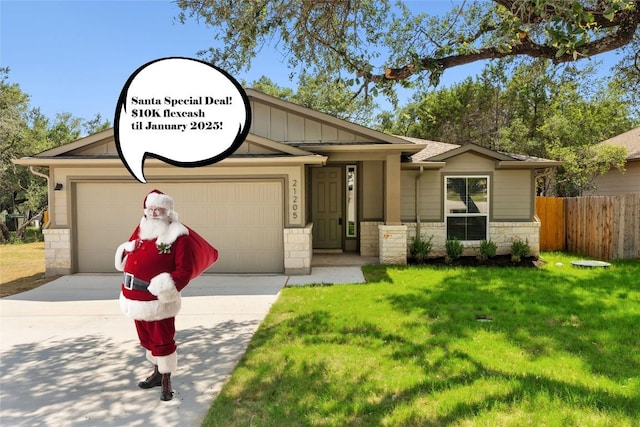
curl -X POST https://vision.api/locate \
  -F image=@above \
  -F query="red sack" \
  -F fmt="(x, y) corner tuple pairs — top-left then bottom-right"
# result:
(184, 226), (218, 279)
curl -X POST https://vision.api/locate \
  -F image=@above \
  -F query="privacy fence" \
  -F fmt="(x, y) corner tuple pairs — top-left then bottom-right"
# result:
(536, 194), (640, 260)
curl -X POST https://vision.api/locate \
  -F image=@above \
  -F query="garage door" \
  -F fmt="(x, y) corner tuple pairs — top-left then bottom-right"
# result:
(75, 181), (284, 273)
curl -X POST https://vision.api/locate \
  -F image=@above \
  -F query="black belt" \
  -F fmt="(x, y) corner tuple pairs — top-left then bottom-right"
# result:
(123, 273), (150, 291)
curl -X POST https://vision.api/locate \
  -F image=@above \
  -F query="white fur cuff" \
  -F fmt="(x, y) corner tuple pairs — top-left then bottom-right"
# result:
(114, 242), (131, 271)
(157, 351), (178, 374)
(148, 272), (180, 303)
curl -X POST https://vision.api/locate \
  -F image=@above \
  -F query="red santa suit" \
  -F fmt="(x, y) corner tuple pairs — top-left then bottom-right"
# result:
(114, 191), (193, 375)
(114, 190), (217, 401)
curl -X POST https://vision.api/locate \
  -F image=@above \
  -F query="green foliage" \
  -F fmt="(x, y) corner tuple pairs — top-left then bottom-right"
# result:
(0, 69), (111, 216)
(511, 238), (531, 262)
(176, 0), (639, 101)
(377, 58), (637, 197)
(445, 238), (464, 263)
(249, 72), (377, 124)
(477, 239), (498, 262)
(409, 234), (433, 263)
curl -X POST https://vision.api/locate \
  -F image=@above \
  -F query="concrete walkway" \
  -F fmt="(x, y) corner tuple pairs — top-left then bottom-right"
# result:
(0, 267), (366, 427)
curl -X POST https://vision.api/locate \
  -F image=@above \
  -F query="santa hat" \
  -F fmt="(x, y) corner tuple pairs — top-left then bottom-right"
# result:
(144, 189), (178, 221)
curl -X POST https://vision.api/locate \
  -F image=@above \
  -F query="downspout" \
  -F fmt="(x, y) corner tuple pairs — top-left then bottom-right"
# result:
(29, 166), (51, 228)
(415, 166), (424, 237)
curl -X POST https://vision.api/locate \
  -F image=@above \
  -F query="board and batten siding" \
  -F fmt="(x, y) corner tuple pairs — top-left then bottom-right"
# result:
(249, 100), (369, 143)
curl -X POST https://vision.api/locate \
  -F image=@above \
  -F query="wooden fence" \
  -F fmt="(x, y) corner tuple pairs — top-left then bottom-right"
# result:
(536, 194), (640, 260)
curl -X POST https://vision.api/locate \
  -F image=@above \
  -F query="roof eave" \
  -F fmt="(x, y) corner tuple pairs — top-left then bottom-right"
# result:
(496, 160), (563, 169)
(401, 161), (447, 169)
(12, 155), (328, 167)
(302, 143), (424, 154)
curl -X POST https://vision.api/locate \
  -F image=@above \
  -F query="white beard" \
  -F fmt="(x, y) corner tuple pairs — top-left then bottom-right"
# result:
(139, 216), (171, 240)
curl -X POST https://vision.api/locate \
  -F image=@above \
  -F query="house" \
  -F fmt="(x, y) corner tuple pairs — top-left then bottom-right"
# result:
(586, 127), (640, 196)
(13, 89), (561, 276)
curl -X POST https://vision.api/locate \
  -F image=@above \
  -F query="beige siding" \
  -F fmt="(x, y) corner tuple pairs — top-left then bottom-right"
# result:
(400, 153), (535, 223)
(270, 108), (287, 141)
(401, 170), (441, 221)
(252, 102), (271, 137)
(492, 170), (533, 220)
(233, 141), (282, 155)
(287, 114), (305, 141)
(587, 162), (640, 196)
(441, 152), (494, 172)
(249, 100), (370, 143)
(71, 141), (119, 155)
(74, 181), (284, 273)
(362, 160), (383, 219)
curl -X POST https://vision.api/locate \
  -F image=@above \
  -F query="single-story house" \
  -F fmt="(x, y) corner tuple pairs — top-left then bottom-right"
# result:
(13, 89), (561, 276)
(586, 126), (640, 196)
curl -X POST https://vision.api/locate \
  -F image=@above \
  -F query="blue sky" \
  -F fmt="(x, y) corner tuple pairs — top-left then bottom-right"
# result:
(1, 0), (622, 126)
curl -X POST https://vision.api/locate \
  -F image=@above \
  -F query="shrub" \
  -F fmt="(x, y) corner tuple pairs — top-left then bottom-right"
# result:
(445, 238), (464, 264)
(409, 234), (433, 263)
(511, 238), (530, 262)
(477, 240), (497, 262)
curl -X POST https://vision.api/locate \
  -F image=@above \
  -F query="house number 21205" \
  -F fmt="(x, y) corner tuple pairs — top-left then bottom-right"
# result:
(291, 179), (299, 221)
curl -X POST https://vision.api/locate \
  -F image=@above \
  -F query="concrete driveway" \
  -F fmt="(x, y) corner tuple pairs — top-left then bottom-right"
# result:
(0, 267), (365, 427)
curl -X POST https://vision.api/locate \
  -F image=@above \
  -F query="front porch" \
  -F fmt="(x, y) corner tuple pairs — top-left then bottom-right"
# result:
(311, 252), (379, 267)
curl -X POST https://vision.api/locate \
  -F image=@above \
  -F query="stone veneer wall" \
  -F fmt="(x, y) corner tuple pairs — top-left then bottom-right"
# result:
(360, 221), (383, 257)
(405, 221), (541, 258)
(43, 228), (72, 276)
(379, 225), (408, 265)
(284, 223), (313, 275)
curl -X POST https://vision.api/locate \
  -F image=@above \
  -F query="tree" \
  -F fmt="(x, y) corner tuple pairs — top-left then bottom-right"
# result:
(0, 67), (32, 218)
(177, 0), (640, 99)
(1, 69), (111, 240)
(377, 59), (636, 196)
(249, 71), (377, 124)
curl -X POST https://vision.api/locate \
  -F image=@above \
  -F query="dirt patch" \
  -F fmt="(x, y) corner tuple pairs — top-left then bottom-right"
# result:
(409, 254), (543, 268)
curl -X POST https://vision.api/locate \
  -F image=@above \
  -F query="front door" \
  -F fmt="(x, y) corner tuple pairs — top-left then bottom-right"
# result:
(312, 167), (343, 249)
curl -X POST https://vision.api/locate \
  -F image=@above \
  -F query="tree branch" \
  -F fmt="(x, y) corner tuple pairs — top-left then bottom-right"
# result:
(382, 2), (640, 83)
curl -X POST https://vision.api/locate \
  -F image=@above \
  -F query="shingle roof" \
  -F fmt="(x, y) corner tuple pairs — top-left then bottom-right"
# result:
(599, 127), (640, 160)
(393, 136), (460, 161)
(395, 135), (556, 163)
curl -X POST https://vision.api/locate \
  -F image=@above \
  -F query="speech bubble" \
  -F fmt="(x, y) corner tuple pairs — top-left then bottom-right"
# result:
(114, 57), (251, 183)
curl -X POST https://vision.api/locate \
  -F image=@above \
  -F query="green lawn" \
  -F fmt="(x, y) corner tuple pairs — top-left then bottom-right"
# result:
(203, 252), (640, 426)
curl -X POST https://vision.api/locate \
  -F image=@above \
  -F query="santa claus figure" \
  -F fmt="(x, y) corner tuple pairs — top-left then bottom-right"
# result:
(114, 189), (217, 401)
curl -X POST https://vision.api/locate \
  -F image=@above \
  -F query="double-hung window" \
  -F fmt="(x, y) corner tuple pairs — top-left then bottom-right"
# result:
(445, 176), (489, 241)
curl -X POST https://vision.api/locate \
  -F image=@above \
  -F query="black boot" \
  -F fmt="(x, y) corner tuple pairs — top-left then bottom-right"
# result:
(138, 365), (162, 389)
(160, 373), (174, 401)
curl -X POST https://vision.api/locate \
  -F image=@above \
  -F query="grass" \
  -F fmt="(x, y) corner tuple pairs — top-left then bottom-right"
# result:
(0, 241), (59, 298)
(203, 252), (640, 426)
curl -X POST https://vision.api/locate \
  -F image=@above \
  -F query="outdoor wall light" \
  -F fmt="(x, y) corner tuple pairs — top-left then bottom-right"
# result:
(54, 183), (63, 191)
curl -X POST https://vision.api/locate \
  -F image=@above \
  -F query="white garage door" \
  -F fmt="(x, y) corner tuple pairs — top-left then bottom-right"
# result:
(75, 181), (284, 273)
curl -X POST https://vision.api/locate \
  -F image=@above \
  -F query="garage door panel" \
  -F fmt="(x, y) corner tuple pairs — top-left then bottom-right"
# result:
(75, 181), (283, 273)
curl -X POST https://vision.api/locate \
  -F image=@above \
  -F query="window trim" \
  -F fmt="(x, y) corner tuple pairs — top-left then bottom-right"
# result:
(345, 164), (357, 238)
(444, 175), (490, 242)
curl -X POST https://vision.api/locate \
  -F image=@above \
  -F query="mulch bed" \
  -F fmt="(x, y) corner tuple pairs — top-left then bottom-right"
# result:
(409, 255), (543, 268)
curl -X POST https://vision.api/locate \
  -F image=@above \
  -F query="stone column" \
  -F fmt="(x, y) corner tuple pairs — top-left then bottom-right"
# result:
(284, 224), (313, 275)
(360, 221), (383, 257)
(379, 224), (407, 265)
(43, 228), (72, 276)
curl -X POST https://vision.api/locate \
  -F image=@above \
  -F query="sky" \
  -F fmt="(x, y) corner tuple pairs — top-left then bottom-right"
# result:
(1, 0), (623, 127)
